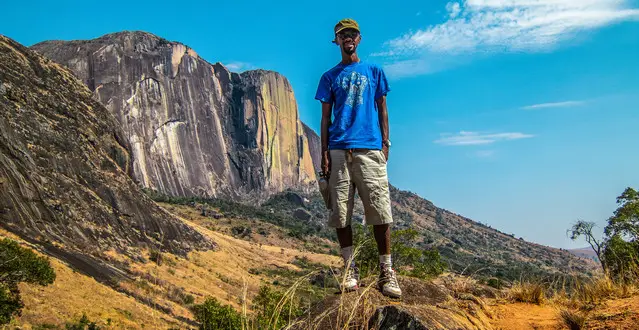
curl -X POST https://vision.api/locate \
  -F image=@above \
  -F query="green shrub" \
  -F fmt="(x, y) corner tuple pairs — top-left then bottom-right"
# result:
(352, 225), (447, 279)
(183, 294), (195, 305)
(0, 238), (56, 325)
(149, 249), (163, 266)
(65, 313), (100, 330)
(252, 285), (302, 330)
(190, 297), (243, 330)
(487, 278), (503, 289)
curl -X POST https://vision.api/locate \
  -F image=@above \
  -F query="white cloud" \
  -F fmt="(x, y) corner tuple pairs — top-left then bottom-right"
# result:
(521, 100), (586, 109)
(446, 2), (462, 18)
(375, 0), (639, 77)
(224, 61), (254, 72)
(434, 131), (534, 145)
(390, 0), (639, 55)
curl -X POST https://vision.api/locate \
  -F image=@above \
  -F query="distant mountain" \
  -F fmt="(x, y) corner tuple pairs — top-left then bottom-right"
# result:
(31, 31), (318, 203)
(569, 247), (600, 262)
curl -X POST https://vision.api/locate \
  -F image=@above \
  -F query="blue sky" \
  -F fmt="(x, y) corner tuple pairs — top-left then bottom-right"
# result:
(2, 0), (638, 249)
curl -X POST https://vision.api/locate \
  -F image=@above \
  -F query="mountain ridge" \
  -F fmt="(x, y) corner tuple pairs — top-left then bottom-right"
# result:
(31, 31), (319, 202)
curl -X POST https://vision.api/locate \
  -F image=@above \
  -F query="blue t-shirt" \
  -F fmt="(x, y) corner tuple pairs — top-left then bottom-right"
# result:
(315, 61), (390, 150)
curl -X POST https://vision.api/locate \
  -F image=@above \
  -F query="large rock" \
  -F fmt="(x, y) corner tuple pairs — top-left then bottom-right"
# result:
(0, 35), (214, 281)
(292, 276), (494, 330)
(31, 31), (319, 202)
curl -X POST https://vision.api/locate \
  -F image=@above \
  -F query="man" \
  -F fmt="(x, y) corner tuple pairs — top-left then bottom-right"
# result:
(314, 18), (401, 299)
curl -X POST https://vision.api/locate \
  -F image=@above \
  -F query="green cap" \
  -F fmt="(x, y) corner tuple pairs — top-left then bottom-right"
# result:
(334, 18), (360, 34)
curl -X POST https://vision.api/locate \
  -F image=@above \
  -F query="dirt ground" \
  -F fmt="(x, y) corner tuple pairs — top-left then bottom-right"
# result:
(490, 295), (639, 330)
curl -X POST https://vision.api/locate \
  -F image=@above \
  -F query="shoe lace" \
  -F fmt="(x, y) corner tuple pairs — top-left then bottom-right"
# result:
(382, 268), (399, 288)
(343, 264), (357, 280)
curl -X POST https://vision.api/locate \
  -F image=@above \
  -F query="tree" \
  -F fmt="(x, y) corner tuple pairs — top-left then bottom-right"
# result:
(0, 238), (56, 324)
(568, 220), (606, 272)
(604, 187), (639, 241)
(602, 235), (639, 283)
(568, 187), (639, 282)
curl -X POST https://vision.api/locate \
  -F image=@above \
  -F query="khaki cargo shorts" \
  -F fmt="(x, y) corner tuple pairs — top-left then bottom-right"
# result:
(328, 149), (393, 228)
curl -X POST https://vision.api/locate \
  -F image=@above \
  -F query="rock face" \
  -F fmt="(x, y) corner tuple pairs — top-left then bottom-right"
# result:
(0, 35), (214, 278)
(31, 31), (319, 202)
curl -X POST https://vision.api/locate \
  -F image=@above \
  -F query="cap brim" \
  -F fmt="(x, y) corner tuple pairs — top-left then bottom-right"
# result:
(335, 26), (360, 34)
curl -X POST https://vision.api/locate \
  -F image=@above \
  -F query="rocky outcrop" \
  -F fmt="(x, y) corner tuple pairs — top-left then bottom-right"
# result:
(31, 31), (318, 202)
(292, 276), (494, 330)
(303, 122), (321, 174)
(0, 35), (214, 279)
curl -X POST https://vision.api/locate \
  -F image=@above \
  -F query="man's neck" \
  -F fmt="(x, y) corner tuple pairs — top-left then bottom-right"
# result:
(341, 53), (360, 65)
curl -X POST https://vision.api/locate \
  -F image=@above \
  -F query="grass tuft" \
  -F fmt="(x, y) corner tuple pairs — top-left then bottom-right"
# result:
(560, 309), (587, 330)
(508, 281), (546, 305)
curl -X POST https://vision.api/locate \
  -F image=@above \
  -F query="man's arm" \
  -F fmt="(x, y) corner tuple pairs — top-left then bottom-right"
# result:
(321, 102), (332, 175)
(376, 95), (390, 160)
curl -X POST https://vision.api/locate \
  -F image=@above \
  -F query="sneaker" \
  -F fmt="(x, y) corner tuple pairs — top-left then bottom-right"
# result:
(378, 266), (402, 298)
(340, 264), (359, 292)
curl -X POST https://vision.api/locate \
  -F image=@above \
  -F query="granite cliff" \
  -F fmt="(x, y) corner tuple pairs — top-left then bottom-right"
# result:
(31, 31), (319, 202)
(0, 35), (214, 281)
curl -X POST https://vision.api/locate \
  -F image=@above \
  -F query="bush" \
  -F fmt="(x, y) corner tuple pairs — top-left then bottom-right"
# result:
(251, 285), (302, 330)
(149, 249), (163, 266)
(231, 226), (252, 239)
(190, 297), (243, 330)
(0, 238), (56, 325)
(352, 225), (447, 279)
(487, 278), (503, 289)
(65, 313), (100, 330)
(602, 235), (639, 283)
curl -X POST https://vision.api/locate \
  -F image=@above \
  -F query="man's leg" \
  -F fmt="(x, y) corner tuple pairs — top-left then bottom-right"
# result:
(373, 223), (390, 255)
(336, 225), (354, 249)
(328, 149), (358, 291)
(352, 149), (401, 298)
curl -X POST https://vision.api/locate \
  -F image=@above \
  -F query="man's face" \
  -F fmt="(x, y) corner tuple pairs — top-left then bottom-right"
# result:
(336, 28), (361, 55)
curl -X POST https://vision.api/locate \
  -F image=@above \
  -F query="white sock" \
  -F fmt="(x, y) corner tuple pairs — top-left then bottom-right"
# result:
(341, 246), (354, 267)
(379, 254), (392, 270)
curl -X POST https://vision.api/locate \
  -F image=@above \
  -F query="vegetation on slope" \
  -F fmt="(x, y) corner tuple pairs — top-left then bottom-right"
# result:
(0, 238), (56, 325)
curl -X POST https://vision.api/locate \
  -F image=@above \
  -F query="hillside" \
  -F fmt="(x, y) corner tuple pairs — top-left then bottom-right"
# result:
(3, 210), (637, 329)
(256, 188), (599, 282)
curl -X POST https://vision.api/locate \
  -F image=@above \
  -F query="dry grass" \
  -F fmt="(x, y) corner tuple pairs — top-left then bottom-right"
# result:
(0, 229), (186, 329)
(1, 210), (340, 329)
(508, 281), (546, 305)
(559, 309), (587, 330)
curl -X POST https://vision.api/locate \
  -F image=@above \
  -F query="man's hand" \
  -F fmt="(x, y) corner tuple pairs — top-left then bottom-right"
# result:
(321, 150), (331, 177)
(382, 145), (389, 162)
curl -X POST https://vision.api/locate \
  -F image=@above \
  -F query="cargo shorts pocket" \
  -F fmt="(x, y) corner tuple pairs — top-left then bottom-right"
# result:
(377, 149), (387, 164)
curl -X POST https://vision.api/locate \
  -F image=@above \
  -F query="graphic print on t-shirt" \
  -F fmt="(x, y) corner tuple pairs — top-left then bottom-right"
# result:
(339, 71), (369, 108)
